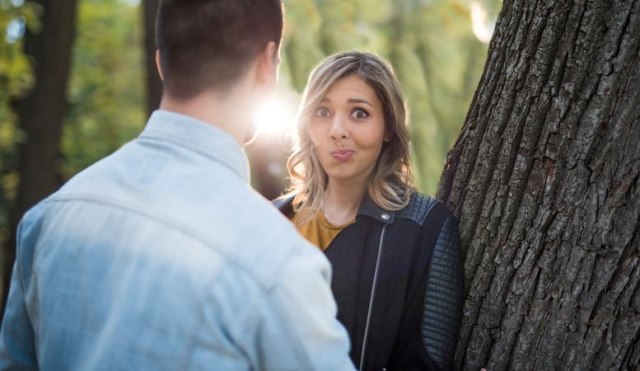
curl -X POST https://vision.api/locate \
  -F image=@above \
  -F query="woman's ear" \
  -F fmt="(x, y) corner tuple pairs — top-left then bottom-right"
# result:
(384, 130), (393, 142)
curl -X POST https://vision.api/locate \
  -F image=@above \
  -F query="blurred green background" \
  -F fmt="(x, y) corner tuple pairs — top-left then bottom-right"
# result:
(0, 0), (501, 262)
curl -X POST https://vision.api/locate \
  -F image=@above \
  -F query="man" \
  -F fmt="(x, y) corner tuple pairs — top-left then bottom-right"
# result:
(0, 1), (355, 370)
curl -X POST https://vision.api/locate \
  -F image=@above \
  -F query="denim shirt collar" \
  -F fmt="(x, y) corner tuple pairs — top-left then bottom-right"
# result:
(139, 110), (250, 183)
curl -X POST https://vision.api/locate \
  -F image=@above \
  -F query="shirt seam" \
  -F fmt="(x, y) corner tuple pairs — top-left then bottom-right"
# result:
(42, 194), (271, 289)
(270, 280), (316, 370)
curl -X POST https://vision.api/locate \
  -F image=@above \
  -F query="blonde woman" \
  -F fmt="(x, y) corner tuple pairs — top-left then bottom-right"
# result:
(274, 51), (465, 371)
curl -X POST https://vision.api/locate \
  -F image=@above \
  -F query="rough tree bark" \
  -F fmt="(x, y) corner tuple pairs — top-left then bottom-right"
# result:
(143, 0), (161, 116)
(438, 1), (640, 370)
(3, 0), (79, 315)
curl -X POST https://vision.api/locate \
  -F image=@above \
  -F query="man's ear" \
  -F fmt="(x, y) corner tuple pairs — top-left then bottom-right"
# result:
(255, 41), (280, 87)
(155, 50), (165, 81)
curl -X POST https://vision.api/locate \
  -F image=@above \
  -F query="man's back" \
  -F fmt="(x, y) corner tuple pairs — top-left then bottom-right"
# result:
(0, 111), (354, 370)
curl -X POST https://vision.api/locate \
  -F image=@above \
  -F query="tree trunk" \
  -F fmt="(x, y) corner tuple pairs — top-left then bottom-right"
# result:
(438, 1), (640, 370)
(143, 0), (161, 116)
(3, 0), (78, 314)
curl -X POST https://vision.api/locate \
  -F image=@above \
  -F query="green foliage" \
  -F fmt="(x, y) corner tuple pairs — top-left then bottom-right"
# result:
(0, 0), (501, 247)
(281, 0), (324, 90)
(0, 0), (40, 244)
(391, 0), (489, 193)
(0, 0), (144, 252)
(281, 0), (494, 194)
(62, 0), (145, 178)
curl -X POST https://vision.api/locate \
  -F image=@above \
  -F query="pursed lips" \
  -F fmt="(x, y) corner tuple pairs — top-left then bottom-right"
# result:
(331, 149), (354, 162)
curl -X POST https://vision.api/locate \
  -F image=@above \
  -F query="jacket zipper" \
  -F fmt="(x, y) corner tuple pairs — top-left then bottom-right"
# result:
(359, 224), (386, 370)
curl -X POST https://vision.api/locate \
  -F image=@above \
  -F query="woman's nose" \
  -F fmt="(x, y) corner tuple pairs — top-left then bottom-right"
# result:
(328, 115), (349, 140)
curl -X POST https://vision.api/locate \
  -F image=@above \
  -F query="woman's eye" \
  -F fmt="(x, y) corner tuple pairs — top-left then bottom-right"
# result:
(351, 108), (369, 120)
(314, 107), (331, 118)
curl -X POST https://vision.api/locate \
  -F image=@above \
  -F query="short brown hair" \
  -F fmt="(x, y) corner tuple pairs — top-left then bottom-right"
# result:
(156, 0), (284, 99)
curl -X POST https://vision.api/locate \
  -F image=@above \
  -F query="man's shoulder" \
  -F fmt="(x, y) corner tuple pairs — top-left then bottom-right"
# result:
(200, 188), (325, 288)
(44, 154), (321, 290)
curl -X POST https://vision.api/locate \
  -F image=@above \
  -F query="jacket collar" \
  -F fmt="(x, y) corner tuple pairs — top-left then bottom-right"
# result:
(356, 193), (396, 224)
(273, 193), (396, 224)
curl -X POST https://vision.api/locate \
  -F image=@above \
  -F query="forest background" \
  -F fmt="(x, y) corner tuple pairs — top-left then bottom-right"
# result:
(3, 1), (640, 369)
(0, 0), (502, 291)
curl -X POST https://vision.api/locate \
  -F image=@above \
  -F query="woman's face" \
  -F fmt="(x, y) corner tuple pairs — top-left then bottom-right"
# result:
(307, 74), (388, 187)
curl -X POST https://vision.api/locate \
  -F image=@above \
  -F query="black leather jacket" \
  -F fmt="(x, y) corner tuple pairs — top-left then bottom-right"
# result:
(274, 192), (464, 371)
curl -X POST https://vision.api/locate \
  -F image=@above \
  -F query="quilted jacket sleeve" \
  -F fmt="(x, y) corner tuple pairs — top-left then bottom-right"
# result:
(421, 213), (465, 370)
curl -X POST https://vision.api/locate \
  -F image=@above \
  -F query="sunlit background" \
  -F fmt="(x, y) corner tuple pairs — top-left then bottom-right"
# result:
(0, 0), (502, 246)
(247, 0), (501, 198)
(253, 91), (299, 141)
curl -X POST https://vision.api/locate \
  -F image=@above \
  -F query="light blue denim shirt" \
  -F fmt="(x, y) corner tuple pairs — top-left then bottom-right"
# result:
(0, 110), (355, 371)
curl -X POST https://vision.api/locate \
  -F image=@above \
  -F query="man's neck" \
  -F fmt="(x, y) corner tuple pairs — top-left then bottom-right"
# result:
(158, 88), (253, 145)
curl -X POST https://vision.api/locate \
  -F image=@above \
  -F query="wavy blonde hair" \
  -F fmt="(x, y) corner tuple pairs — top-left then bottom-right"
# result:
(287, 51), (414, 223)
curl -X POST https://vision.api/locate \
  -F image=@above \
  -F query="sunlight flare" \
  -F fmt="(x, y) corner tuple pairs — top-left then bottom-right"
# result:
(253, 93), (297, 139)
(471, 1), (495, 44)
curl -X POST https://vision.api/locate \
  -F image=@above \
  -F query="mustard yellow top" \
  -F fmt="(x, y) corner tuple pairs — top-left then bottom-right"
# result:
(293, 212), (355, 250)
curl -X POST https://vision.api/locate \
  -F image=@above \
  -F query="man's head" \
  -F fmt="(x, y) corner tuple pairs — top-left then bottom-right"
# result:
(156, 0), (284, 100)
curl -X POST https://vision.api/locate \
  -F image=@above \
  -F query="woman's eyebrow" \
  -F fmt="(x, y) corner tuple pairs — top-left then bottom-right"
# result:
(347, 98), (372, 107)
(318, 97), (373, 107)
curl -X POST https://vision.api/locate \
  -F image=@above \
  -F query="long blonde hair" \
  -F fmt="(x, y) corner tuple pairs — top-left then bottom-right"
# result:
(287, 51), (414, 223)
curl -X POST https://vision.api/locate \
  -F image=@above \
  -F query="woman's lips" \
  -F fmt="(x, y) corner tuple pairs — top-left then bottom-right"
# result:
(331, 149), (354, 162)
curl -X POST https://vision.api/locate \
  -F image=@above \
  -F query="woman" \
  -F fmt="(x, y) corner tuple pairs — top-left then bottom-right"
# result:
(274, 51), (464, 371)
